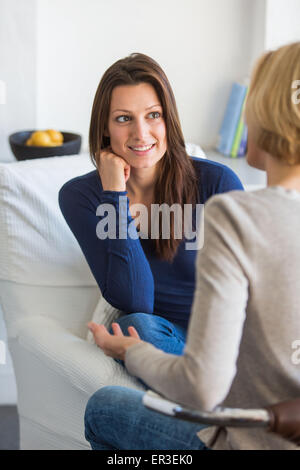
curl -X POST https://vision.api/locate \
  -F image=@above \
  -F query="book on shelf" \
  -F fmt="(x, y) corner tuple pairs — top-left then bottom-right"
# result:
(216, 80), (248, 157)
(230, 88), (248, 157)
(230, 119), (245, 157)
(237, 122), (248, 157)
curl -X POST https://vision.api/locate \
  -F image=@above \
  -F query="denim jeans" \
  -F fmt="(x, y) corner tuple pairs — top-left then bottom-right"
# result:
(84, 386), (210, 450)
(109, 313), (187, 387)
(109, 312), (187, 355)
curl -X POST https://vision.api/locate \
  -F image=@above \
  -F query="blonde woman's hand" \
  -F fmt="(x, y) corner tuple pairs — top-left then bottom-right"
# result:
(97, 147), (131, 192)
(87, 321), (142, 361)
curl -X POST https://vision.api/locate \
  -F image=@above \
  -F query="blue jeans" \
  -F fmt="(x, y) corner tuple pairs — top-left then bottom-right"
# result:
(109, 313), (187, 387)
(109, 312), (187, 355)
(84, 386), (210, 450)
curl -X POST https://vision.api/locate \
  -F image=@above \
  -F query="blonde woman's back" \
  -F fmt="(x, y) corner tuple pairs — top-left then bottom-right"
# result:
(196, 186), (300, 450)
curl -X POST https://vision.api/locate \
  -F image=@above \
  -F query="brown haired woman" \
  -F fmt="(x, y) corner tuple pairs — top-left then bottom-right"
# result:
(59, 53), (243, 362)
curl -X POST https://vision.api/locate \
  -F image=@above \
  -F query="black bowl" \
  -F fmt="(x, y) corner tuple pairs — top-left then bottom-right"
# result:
(9, 130), (82, 161)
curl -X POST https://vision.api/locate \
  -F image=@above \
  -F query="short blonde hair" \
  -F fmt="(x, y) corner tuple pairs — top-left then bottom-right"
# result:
(246, 42), (300, 165)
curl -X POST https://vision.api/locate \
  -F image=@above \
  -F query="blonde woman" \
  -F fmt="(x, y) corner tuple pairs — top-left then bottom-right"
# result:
(86, 42), (300, 450)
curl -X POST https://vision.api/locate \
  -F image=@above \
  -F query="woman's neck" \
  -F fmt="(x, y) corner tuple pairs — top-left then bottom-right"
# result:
(265, 154), (300, 191)
(126, 166), (157, 198)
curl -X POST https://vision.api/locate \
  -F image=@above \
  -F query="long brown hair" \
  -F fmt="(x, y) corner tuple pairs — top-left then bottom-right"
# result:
(89, 52), (199, 262)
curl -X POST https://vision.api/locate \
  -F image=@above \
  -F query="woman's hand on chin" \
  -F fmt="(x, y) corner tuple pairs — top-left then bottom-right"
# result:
(87, 321), (142, 361)
(97, 147), (131, 191)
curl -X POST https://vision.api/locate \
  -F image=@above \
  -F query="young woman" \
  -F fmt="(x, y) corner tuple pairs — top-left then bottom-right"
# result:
(85, 42), (300, 450)
(59, 53), (243, 359)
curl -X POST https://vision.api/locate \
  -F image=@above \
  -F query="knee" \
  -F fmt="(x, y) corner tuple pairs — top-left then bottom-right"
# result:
(85, 386), (144, 427)
(85, 386), (122, 417)
(112, 313), (178, 347)
(85, 387), (113, 425)
(84, 386), (126, 440)
(113, 312), (152, 335)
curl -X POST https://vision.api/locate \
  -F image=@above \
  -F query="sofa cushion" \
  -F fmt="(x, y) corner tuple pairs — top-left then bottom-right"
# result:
(86, 295), (123, 343)
(0, 154), (97, 286)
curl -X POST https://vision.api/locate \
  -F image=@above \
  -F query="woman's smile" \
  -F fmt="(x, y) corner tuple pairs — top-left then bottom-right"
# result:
(128, 143), (156, 156)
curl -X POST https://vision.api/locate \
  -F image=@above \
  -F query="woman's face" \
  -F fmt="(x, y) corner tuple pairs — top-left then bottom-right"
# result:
(106, 82), (167, 169)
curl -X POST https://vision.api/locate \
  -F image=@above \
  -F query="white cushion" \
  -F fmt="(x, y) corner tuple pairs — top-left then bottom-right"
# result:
(0, 280), (100, 339)
(86, 296), (123, 343)
(0, 154), (97, 286)
(9, 316), (145, 449)
(185, 143), (206, 159)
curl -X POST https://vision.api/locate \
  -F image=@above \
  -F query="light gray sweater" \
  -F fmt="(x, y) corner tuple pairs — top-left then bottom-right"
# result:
(125, 186), (300, 450)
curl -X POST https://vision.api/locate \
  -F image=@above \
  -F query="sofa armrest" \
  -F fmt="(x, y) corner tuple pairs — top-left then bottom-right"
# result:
(13, 315), (146, 395)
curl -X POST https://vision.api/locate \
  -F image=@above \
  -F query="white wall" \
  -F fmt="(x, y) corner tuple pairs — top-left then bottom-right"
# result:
(265, 0), (300, 50)
(0, 0), (267, 161)
(2, 0), (300, 162)
(36, 0), (266, 152)
(0, 0), (37, 162)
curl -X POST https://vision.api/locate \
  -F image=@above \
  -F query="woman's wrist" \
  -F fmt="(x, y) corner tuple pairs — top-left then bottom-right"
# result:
(99, 175), (126, 192)
(102, 185), (126, 192)
(123, 338), (144, 357)
(100, 174), (126, 192)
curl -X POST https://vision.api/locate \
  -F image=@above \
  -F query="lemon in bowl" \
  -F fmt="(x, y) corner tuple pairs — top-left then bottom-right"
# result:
(45, 129), (64, 145)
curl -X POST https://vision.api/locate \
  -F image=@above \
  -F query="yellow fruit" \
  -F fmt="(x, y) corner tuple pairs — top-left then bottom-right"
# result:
(25, 129), (63, 147)
(46, 129), (63, 144)
(30, 131), (52, 147)
(48, 142), (62, 147)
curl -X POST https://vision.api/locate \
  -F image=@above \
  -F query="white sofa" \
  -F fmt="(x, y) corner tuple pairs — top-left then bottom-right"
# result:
(0, 154), (146, 450)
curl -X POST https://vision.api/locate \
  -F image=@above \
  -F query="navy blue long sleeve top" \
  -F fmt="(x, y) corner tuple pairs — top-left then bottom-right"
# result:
(58, 157), (244, 329)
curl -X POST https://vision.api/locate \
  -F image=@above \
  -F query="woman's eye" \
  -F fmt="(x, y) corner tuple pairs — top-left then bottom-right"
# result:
(149, 111), (161, 119)
(116, 115), (130, 123)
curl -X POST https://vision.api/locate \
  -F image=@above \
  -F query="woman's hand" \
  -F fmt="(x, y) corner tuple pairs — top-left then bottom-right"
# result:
(97, 147), (131, 192)
(87, 321), (142, 361)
